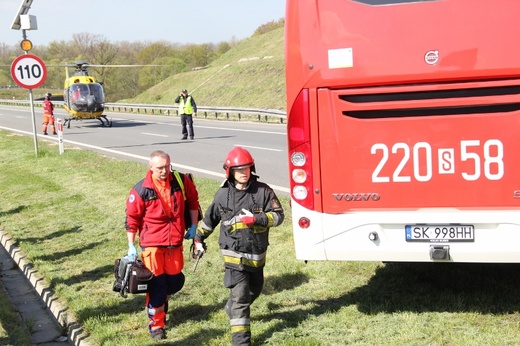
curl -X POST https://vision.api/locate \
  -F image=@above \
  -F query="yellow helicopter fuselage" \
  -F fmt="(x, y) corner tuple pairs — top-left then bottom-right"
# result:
(63, 75), (105, 119)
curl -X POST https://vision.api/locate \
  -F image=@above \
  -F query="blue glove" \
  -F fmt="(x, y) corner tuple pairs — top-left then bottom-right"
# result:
(128, 243), (137, 260)
(185, 224), (197, 239)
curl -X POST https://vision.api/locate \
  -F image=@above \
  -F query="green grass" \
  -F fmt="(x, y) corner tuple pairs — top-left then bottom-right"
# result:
(2, 130), (520, 345)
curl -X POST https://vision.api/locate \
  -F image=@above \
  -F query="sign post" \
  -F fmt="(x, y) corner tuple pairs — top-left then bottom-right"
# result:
(10, 54), (47, 157)
(57, 118), (64, 154)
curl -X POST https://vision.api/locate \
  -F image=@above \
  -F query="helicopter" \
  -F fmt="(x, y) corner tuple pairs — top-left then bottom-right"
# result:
(62, 60), (111, 128)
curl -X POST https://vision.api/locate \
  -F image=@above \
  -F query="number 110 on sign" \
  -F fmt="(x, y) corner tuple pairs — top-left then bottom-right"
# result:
(17, 63), (42, 79)
(10, 55), (47, 89)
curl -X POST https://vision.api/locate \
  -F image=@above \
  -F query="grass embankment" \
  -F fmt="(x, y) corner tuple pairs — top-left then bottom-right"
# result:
(2, 131), (520, 345)
(1, 27), (287, 110)
(129, 27), (286, 110)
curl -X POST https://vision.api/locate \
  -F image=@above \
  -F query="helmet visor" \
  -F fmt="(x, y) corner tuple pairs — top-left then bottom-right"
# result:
(232, 163), (253, 170)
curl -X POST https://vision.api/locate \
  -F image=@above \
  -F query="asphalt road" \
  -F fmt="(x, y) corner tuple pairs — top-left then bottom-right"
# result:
(0, 105), (290, 195)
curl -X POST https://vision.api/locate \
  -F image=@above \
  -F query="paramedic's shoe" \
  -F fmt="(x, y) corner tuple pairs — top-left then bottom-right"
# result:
(181, 136), (187, 140)
(43, 132), (48, 135)
(53, 132), (57, 135)
(150, 328), (165, 340)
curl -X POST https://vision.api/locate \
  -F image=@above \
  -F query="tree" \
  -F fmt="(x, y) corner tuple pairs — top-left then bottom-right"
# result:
(183, 43), (214, 69)
(72, 33), (119, 99)
(213, 41), (232, 60)
(136, 42), (174, 64)
(138, 57), (186, 91)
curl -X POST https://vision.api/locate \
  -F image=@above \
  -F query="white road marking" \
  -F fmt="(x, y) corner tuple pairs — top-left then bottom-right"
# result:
(235, 144), (282, 152)
(142, 132), (168, 137)
(0, 125), (290, 194)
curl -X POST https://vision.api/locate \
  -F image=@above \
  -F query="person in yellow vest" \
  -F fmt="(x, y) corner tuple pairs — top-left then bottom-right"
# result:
(174, 89), (197, 140)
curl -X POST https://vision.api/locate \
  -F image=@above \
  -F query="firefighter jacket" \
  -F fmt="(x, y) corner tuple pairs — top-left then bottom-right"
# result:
(125, 170), (200, 248)
(43, 99), (54, 115)
(197, 175), (284, 272)
(174, 95), (197, 115)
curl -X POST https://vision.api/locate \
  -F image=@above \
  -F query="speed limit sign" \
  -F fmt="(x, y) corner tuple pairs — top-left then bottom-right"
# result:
(10, 54), (47, 89)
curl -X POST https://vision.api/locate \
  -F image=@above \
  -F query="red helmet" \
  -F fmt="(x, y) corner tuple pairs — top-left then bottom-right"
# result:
(223, 146), (255, 178)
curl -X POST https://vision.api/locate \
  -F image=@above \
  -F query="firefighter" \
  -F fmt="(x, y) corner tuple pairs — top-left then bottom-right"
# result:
(195, 146), (285, 345)
(42, 93), (56, 135)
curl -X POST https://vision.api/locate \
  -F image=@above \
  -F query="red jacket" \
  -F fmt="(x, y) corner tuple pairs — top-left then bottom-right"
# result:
(125, 170), (200, 247)
(43, 99), (54, 115)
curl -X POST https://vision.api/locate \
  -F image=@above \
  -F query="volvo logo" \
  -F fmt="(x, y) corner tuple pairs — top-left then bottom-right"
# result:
(424, 50), (439, 65)
(333, 193), (381, 202)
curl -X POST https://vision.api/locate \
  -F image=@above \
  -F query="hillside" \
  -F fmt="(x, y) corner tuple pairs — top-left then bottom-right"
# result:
(126, 27), (286, 110)
(1, 27), (287, 110)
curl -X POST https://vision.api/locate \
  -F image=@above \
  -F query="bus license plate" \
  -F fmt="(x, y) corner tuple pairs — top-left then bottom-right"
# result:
(405, 225), (474, 242)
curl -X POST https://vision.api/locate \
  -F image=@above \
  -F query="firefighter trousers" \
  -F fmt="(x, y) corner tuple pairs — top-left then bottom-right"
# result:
(224, 267), (264, 346)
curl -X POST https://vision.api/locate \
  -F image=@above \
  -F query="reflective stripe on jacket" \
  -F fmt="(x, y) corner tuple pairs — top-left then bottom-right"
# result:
(125, 170), (200, 247)
(198, 177), (284, 272)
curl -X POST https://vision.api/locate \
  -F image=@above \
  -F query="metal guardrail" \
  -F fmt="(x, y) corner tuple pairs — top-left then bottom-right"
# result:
(0, 99), (287, 123)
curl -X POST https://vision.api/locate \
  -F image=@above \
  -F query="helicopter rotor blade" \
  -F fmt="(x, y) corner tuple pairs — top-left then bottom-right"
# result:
(80, 64), (165, 67)
(45, 64), (164, 68)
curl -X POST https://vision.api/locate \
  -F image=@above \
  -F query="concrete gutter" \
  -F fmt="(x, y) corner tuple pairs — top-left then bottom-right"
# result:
(0, 228), (90, 346)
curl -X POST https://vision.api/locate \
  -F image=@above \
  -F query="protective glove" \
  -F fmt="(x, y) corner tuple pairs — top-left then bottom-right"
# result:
(128, 243), (137, 261)
(184, 224), (197, 239)
(193, 239), (206, 259)
(239, 208), (256, 226)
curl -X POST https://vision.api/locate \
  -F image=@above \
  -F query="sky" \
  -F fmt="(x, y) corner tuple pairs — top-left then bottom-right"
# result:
(0, 0), (285, 47)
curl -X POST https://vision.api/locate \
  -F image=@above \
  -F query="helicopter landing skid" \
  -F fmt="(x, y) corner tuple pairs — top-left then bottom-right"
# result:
(98, 115), (113, 127)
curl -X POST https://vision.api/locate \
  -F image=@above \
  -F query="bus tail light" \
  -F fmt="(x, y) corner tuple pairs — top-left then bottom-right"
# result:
(287, 89), (313, 210)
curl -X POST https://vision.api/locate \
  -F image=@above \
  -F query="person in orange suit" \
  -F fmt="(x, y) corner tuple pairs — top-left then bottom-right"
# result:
(42, 93), (56, 135)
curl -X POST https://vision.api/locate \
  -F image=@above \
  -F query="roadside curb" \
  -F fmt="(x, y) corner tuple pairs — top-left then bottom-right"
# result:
(0, 228), (91, 346)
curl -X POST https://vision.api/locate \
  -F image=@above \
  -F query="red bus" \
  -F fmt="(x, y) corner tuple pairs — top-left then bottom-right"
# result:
(285, 0), (520, 262)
